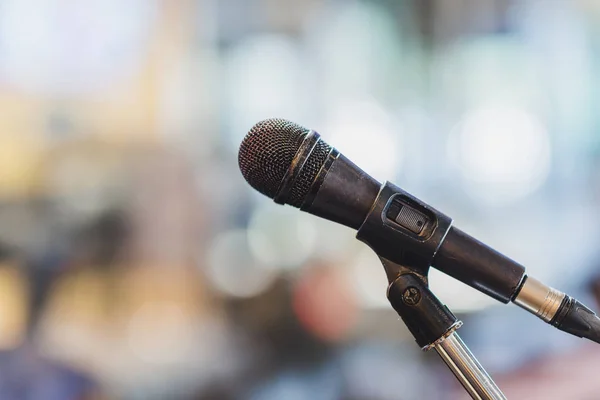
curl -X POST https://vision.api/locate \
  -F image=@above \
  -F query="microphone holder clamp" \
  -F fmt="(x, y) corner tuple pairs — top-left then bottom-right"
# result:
(356, 182), (507, 398)
(381, 257), (506, 399)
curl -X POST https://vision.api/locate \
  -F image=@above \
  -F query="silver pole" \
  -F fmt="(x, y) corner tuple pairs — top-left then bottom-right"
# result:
(434, 332), (506, 400)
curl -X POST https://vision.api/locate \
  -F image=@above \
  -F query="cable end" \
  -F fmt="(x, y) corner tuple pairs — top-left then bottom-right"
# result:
(513, 276), (600, 344)
(552, 297), (600, 345)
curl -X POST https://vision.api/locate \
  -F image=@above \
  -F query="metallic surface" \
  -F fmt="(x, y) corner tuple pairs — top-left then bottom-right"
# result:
(274, 130), (320, 205)
(239, 118), (310, 199)
(287, 136), (331, 207)
(394, 204), (428, 234)
(434, 332), (506, 400)
(514, 276), (565, 322)
(422, 320), (463, 351)
(301, 148), (339, 210)
(239, 118), (334, 208)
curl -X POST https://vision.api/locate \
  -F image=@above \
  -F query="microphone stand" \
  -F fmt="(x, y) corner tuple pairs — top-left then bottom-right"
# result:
(382, 258), (506, 400)
(352, 181), (509, 398)
(243, 121), (600, 397)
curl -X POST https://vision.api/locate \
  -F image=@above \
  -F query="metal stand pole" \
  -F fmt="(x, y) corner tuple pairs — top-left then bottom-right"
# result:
(434, 332), (506, 400)
(386, 271), (506, 400)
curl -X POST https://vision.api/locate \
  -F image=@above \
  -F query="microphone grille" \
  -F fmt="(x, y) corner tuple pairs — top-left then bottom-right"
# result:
(238, 118), (332, 207)
(288, 139), (331, 207)
(238, 118), (310, 199)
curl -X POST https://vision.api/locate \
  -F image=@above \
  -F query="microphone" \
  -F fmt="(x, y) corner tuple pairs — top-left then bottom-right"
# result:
(238, 118), (600, 344)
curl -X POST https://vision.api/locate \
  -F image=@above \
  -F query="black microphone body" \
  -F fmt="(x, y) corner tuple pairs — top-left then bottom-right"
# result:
(301, 148), (525, 303)
(238, 118), (600, 344)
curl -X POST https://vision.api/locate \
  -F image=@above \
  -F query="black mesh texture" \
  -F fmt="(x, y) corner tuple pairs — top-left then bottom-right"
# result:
(238, 118), (333, 207)
(287, 139), (331, 207)
(238, 118), (310, 199)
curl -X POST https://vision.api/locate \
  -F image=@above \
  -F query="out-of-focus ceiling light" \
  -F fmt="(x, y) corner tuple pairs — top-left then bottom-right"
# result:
(206, 230), (277, 298)
(322, 98), (403, 183)
(247, 206), (317, 270)
(0, 0), (157, 94)
(224, 34), (307, 151)
(448, 107), (551, 206)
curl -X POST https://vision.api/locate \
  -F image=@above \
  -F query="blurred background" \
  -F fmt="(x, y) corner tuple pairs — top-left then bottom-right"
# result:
(0, 0), (599, 399)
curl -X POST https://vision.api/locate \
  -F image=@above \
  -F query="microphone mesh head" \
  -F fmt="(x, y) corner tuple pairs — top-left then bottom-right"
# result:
(288, 139), (330, 207)
(238, 118), (332, 207)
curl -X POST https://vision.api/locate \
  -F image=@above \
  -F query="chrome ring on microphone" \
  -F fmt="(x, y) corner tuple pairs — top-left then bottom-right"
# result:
(274, 130), (320, 205)
(513, 276), (565, 323)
